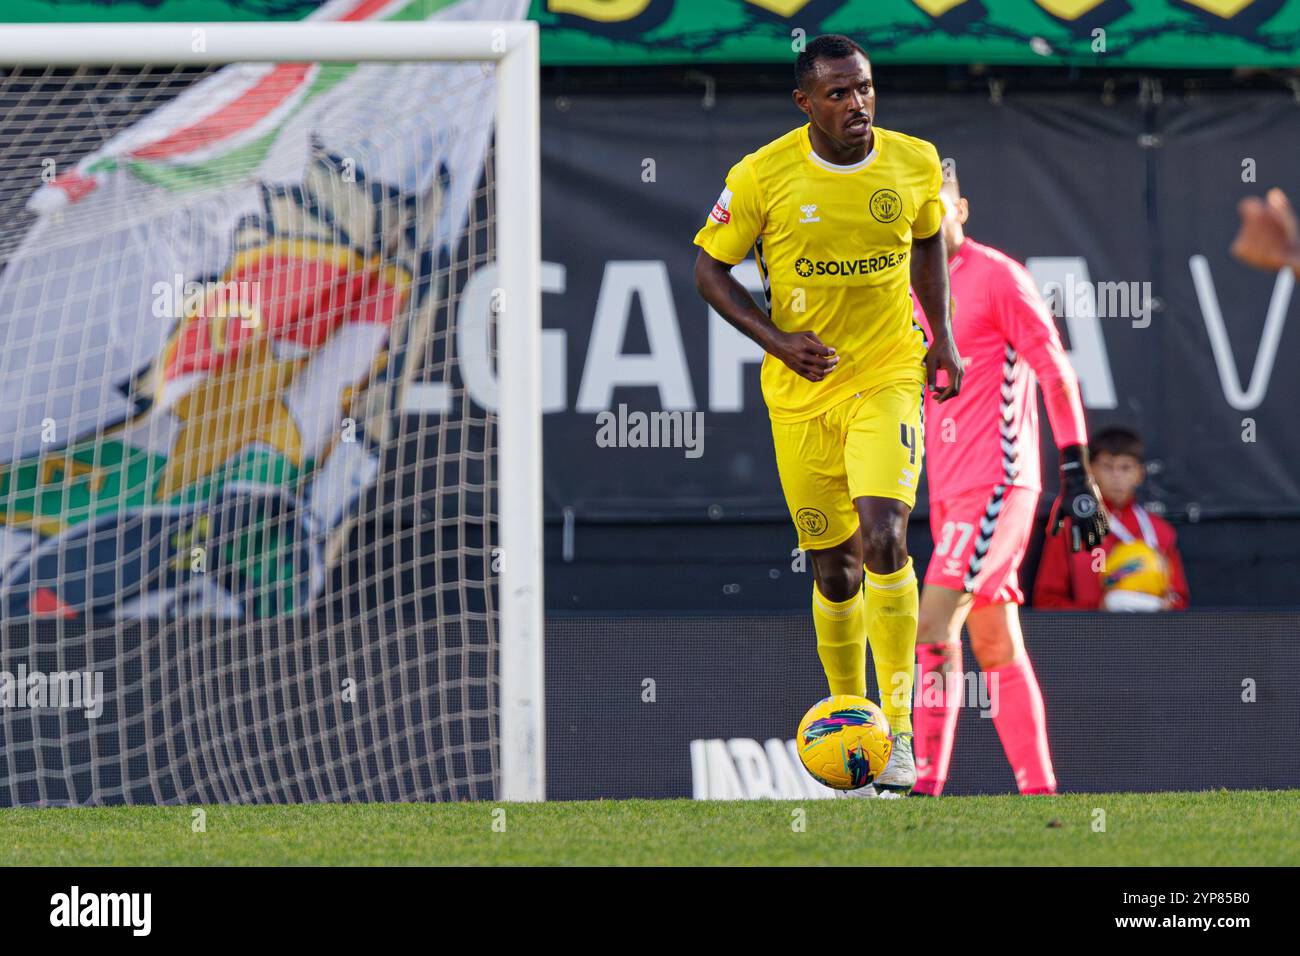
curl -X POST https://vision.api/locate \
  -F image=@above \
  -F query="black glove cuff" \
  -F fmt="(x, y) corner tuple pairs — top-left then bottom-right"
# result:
(1060, 444), (1089, 471)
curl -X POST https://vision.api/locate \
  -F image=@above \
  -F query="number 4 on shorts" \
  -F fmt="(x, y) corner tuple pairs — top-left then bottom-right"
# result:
(899, 423), (917, 465)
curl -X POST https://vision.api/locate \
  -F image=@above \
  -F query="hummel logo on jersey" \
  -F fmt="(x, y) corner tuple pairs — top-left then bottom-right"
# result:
(709, 187), (733, 224)
(799, 203), (820, 223)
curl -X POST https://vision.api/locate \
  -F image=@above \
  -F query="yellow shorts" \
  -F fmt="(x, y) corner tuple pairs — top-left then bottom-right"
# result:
(771, 376), (925, 551)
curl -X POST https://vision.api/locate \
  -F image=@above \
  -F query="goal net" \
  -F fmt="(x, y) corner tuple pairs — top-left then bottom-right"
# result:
(0, 17), (543, 805)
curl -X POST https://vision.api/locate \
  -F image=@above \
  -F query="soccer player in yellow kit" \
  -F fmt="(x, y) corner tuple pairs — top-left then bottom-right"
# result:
(693, 34), (963, 796)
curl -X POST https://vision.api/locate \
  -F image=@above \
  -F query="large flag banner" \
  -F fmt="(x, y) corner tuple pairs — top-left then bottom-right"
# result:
(8, 1), (1300, 68)
(528, 0), (1300, 68)
(0, 0), (526, 621)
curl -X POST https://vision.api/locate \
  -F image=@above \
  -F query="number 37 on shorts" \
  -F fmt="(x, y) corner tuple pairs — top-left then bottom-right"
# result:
(770, 378), (925, 552)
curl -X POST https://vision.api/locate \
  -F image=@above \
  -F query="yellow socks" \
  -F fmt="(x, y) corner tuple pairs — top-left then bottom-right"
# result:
(811, 582), (867, 697)
(810, 559), (920, 733)
(864, 558), (919, 734)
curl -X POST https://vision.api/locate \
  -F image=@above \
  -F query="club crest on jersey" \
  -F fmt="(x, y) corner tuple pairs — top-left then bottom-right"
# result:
(796, 508), (828, 536)
(799, 203), (820, 223)
(870, 188), (902, 223)
(710, 187), (733, 224)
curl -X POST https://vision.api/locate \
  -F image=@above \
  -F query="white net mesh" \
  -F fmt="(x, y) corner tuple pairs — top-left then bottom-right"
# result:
(0, 58), (501, 804)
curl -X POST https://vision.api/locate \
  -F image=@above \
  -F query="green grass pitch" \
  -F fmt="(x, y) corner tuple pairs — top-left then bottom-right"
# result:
(1, 790), (1296, 866)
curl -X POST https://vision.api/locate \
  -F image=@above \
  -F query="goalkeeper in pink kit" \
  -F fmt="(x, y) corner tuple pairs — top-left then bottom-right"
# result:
(909, 174), (1108, 796)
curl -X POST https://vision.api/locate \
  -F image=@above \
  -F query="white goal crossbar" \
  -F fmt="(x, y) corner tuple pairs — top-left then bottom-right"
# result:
(0, 22), (546, 802)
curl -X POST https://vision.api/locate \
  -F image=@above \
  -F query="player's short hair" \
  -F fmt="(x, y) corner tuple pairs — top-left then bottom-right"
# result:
(1090, 425), (1144, 461)
(795, 35), (869, 91)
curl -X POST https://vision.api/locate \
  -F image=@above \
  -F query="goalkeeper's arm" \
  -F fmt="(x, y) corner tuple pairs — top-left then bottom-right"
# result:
(994, 260), (1108, 552)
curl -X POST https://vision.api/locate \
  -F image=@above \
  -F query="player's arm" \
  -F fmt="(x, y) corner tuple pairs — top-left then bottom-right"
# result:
(910, 150), (962, 402)
(694, 250), (837, 383)
(692, 160), (836, 382)
(995, 263), (1108, 552)
(911, 231), (961, 402)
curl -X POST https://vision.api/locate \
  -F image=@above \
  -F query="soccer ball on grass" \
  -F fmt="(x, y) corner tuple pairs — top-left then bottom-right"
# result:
(795, 694), (892, 790)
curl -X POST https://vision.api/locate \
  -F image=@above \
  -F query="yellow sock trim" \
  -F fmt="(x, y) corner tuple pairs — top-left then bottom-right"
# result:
(864, 559), (918, 592)
(864, 558), (918, 734)
(811, 583), (867, 698)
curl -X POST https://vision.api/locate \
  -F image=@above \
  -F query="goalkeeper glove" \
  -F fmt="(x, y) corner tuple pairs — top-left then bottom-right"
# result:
(1048, 444), (1109, 553)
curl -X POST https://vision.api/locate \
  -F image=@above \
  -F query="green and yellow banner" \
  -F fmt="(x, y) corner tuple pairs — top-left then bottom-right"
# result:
(5, 0), (1298, 67)
(528, 0), (1300, 67)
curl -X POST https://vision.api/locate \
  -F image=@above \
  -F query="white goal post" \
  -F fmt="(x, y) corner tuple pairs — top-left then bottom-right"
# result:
(0, 21), (546, 802)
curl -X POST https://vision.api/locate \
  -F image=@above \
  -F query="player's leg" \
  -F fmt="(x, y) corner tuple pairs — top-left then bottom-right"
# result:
(913, 489), (982, 796)
(912, 582), (973, 797)
(968, 602), (1057, 795)
(856, 494), (918, 735)
(959, 484), (1057, 795)
(806, 534), (867, 696)
(770, 412), (866, 697)
(855, 494), (919, 796)
(843, 378), (926, 795)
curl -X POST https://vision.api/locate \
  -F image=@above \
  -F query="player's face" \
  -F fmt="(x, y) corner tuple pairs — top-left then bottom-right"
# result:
(1092, 452), (1144, 506)
(796, 54), (875, 152)
(940, 188), (968, 253)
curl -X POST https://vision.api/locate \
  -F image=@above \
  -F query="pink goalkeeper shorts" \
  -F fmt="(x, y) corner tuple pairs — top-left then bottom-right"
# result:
(925, 484), (1039, 608)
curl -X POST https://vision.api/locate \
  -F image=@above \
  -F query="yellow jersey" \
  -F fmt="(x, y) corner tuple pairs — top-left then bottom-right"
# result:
(694, 123), (943, 423)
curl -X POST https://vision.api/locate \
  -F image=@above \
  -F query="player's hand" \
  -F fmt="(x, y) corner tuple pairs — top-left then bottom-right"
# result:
(925, 336), (963, 403)
(1048, 444), (1109, 553)
(1231, 188), (1300, 276)
(768, 329), (838, 382)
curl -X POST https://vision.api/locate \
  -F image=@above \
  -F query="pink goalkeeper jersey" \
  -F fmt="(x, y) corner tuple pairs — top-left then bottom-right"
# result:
(911, 239), (1087, 501)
